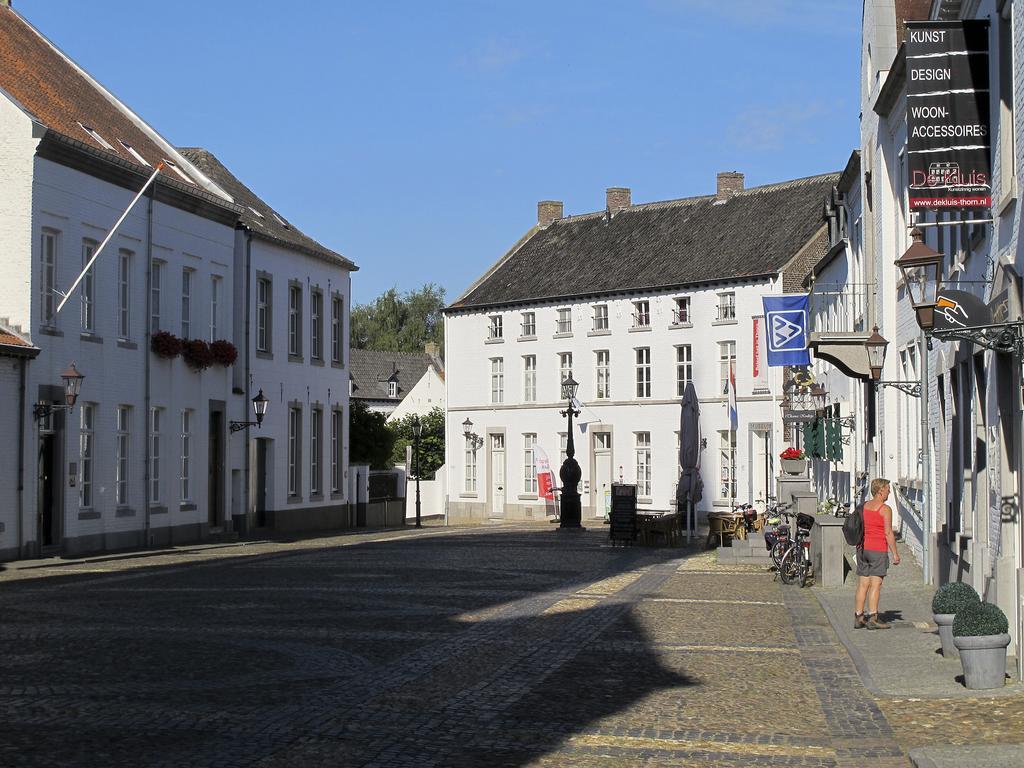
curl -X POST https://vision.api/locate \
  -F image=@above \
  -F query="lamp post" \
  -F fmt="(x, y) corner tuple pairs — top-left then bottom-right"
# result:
(462, 418), (483, 449)
(558, 375), (583, 530)
(32, 363), (85, 422)
(895, 227), (944, 586)
(413, 414), (422, 528)
(229, 389), (269, 433)
(864, 326), (888, 382)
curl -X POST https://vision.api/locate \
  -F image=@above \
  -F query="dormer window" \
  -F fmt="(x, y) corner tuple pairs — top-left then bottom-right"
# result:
(717, 292), (736, 322)
(272, 212), (291, 229)
(488, 315), (503, 340)
(248, 206), (265, 219)
(78, 123), (113, 150)
(162, 159), (194, 184)
(118, 140), (151, 167)
(632, 300), (650, 328)
(673, 296), (691, 325)
(388, 380), (398, 398)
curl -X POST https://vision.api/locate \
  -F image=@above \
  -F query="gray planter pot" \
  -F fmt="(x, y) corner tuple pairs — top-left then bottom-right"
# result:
(953, 633), (1011, 689)
(933, 613), (958, 658)
(781, 458), (806, 475)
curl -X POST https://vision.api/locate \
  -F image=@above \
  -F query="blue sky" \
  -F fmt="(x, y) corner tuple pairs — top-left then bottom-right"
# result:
(18, 0), (860, 305)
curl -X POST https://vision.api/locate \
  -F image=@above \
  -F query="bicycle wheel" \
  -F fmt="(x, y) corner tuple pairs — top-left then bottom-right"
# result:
(770, 540), (788, 570)
(779, 547), (801, 584)
(799, 552), (812, 588)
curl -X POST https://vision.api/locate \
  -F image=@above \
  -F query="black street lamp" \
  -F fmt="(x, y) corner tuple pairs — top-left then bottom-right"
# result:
(462, 418), (483, 449)
(558, 375), (584, 530)
(413, 414), (423, 528)
(230, 389), (269, 433)
(895, 227), (943, 332)
(33, 362), (85, 422)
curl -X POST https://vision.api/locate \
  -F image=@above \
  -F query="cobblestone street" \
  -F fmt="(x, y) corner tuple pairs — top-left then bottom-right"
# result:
(0, 524), (1020, 767)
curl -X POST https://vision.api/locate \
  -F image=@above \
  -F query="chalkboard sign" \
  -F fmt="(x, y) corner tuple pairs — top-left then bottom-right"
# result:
(609, 483), (638, 544)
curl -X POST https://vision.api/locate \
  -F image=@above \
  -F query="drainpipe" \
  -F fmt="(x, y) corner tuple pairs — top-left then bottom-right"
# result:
(16, 355), (27, 557)
(143, 191), (153, 546)
(243, 232), (252, 531)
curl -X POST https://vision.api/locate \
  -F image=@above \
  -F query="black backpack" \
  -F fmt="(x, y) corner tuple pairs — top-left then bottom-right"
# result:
(842, 503), (864, 546)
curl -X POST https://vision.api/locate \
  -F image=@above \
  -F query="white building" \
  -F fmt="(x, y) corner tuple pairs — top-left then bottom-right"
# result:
(444, 174), (836, 524)
(179, 149), (357, 534)
(350, 347), (441, 418)
(808, 0), (1024, 671)
(0, 6), (354, 557)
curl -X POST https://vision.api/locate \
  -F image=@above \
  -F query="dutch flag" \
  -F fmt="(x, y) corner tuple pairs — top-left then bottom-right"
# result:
(725, 363), (738, 432)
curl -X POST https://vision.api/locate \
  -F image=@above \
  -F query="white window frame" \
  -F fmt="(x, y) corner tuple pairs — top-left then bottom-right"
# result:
(635, 347), (651, 398)
(465, 436), (478, 492)
(596, 350), (610, 399)
(118, 250), (131, 339)
(288, 406), (302, 497)
(490, 358), (504, 404)
(717, 292), (736, 322)
(635, 432), (651, 497)
(559, 352), (573, 394)
(719, 340), (736, 393)
(180, 409), (192, 502)
(521, 311), (536, 337)
(79, 403), (95, 508)
(150, 407), (161, 504)
(181, 268), (193, 338)
(116, 406), (130, 506)
(288, 284), (302, 357)
(310, 407), (322, 496)
(331, 409), (342, 493)
(488, 315), (503, 340)
(593, 304), (609, 331)
(632, 300), (650, 328)
(209, 275), (221, 341)
(256, 277), (270, 352)
(41, 229), (59, 326)
(556, 307), (572, 334)
(523, 433), (537, 494)
(311, 289), (323, 361)
(673, 296), (691, 325)
(81, 240), (96, 332)
(388, 380), (398, 398)
(523, 355), (537, 402)
(719, 429), (737, 501)
(676, 345), (692, 396)
(151, 260), (162, 333)
(331, 296), (343, 364)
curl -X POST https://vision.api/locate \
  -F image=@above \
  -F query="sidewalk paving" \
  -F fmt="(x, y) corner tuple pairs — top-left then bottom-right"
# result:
(812, 545), (1024, 767)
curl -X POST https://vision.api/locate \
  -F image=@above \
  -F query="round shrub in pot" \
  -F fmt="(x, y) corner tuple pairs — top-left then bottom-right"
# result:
(952, 601), (1010, 689)
(931, 581), (980, 658)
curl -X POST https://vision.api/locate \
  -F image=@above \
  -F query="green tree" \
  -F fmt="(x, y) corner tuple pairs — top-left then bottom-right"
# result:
(351, 283), (446, 353)
(389, 407), (445, 479)
(349, 400), (396, 470)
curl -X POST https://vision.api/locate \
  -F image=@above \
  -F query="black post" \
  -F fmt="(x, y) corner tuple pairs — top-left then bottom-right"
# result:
(558, 405), (583, 529)
(414, 427), (422, 528)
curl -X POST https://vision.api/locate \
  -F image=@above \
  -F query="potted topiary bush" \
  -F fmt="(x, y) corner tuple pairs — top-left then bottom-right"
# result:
(952, 601), (1010, 689)
(931, 581), (980, 658)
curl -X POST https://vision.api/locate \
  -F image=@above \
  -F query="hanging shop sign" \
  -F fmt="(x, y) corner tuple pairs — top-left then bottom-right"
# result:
(932, 289), (992, 332)
(761, 294), (810, 366)
(906, 20), (991, 210)
(752, 316), (768, 390)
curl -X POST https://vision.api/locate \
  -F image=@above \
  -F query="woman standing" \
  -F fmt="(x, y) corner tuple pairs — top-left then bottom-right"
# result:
(854, 478), (900, 629)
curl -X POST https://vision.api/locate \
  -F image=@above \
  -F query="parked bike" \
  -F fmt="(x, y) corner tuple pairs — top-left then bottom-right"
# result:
(778, 512), (816, 587)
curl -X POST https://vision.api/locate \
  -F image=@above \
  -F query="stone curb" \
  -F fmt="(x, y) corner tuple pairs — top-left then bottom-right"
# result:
(908, 745), (1024, 767)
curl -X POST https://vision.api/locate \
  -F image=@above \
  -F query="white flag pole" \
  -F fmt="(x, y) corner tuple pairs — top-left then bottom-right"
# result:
(56, 162), (164, 314)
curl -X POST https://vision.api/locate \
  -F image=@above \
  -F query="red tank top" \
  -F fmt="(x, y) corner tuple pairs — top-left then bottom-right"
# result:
(862, 503), (887, 552)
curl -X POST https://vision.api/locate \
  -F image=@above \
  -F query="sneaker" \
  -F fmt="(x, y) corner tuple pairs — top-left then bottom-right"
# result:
(866, 614), (891, 630)
(854, 614), (867, 629)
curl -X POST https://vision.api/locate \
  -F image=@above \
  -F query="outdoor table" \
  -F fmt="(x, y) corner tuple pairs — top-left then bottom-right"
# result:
(636, 511), (681, 547)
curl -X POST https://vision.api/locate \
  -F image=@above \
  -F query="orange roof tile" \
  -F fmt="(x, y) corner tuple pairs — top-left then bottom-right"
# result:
(0, 7), (188, 176)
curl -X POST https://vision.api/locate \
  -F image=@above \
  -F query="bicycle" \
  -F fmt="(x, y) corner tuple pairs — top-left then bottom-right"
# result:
(778, 512), (816, 587)
(762, 501), (793, 571)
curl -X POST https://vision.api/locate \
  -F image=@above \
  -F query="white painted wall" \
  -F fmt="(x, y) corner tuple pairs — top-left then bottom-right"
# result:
(247, 237), (352, 514)
(388, 365), (444, 422)
(0, 93), (39, 333)
(445, 280), (785, 521)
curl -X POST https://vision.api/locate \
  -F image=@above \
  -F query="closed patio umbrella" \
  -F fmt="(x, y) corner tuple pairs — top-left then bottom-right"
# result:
(676, 381), (704, 543)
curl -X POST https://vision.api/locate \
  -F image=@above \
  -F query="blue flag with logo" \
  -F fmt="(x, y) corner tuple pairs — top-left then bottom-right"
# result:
(761, 294), (810, 366)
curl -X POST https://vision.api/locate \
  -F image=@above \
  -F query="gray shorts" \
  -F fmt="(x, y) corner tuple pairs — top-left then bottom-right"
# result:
(857, 549), (889, 578)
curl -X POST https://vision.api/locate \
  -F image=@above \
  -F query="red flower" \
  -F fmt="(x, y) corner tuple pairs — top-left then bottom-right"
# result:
(181, 339), (215, 371)
(210, 339), (238, 367)
(151, 331), (183, 360)
(779, 447), (805, 460)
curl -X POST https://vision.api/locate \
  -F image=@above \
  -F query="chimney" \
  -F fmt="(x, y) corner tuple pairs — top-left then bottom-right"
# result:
(424, 341), (439, 358)
(716, 171), (744, 202)
(606, 187), (631, 213)
(537, 200), (563, 227)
